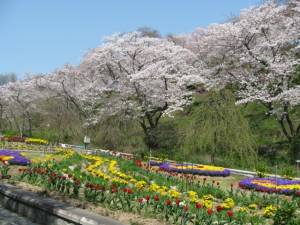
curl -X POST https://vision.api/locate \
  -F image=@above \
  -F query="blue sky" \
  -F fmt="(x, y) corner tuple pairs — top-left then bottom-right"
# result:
(0, 0), (260, 78)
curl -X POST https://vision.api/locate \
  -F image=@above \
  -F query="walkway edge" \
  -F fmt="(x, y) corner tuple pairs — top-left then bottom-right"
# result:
(0, 183), (123, 225)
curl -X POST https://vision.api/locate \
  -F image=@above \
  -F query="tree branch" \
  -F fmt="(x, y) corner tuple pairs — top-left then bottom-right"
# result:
(279, 114), (292, 142)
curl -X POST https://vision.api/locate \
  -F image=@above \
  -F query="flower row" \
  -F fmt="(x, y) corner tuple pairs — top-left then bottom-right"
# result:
(0, 149), (30, 165)
(157, 162), (230, 177)
(0, 136), (49, 145)
(239, 177), (300, 195)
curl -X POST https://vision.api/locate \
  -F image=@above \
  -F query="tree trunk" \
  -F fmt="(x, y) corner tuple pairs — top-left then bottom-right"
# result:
(28, 117), (32, 137)
(139, 112), (163, 150)
(265, 102), (300, 162)
(0, 104), (3, 132)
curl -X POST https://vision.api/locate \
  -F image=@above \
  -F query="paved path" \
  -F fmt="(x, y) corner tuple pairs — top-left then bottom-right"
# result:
(0, 206), (39, 225)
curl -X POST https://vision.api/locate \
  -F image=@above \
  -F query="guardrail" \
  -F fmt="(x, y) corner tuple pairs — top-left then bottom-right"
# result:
(71, 146), (300, 180)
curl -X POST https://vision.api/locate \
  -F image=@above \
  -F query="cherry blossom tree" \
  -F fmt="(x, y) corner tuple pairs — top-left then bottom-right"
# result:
(0, 86), (10, 132)
(187, 0), (300, 158)
(0, 76), (48, 136)
(78, 32), (203, 148)
(45, 65), (89, 118)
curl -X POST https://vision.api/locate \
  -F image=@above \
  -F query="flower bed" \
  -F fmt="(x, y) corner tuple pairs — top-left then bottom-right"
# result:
(12, 149), (300, 224)
(159, 162), (230, 177)
(149, 160), (164, 166)
(25, 138), (48, 145)
(0, 150), (31, 165)
(1, 136), (25, 142)
(16, 152), (256, 224)
(239, 177), (300, 195)
(1, 142), (52, 152)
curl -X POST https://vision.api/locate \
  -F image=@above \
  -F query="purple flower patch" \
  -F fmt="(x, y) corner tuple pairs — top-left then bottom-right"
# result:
(148, 160), (164, 166)
(0, 150), (31, 166)
(239, 177), (300, 195)
(159, 162), (230, 177)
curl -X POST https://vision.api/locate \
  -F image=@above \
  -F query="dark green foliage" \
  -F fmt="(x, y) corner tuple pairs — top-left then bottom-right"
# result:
(92, 116), (145, 152)
(280, 165), (298, 178)
(144, 121), (178, 153)
(182, 90), (257, 167)
(292, 65), (300, 85)
(1, 130), (19, 136)
(290, 134), (300, 160)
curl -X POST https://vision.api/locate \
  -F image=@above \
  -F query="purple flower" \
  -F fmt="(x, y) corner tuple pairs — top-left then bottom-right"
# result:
(159, 162), (230, 177)
(0, 150), (31, 166)
(148, 160), (164, 166)
(239, 177), (300, 195)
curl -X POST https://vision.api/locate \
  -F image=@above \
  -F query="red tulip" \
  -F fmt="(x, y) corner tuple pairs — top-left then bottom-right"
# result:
(207, 209), (213, 215)
(216, 205), (224, 212)
(165, 199), (171, 206)
(154, 195), (159, 202)
(195, 202), (203, 209)
(175, 199), (181, 206)
(146, 195), (150, 202)
(227, 210), (234, 217)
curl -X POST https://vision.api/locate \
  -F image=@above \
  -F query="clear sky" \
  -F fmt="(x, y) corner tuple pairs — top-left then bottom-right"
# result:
(0, 0), (260, 78)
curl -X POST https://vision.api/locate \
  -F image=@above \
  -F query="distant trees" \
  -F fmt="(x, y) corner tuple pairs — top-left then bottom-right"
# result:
(0, 76), (50, 136)
(0, 73), (17, 86)
(137, 27), (161, 38)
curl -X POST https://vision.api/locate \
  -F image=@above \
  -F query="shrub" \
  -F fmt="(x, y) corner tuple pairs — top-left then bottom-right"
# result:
(255, 162), (268, 178)
(280, 166), (297, 179)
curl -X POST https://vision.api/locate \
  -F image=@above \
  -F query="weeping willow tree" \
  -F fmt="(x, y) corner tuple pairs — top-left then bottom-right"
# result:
(183, 89), (257, 168)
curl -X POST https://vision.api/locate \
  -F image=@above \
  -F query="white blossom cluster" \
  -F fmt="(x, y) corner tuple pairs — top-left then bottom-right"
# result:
(1, 0), (299, 132)
(185, 0), (300, 111)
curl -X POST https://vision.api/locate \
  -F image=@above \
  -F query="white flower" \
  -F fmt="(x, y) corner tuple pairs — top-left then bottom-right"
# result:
(170, 185), (177, 190)
(68, 165), (75, 171)
(179, 201), (186, 207)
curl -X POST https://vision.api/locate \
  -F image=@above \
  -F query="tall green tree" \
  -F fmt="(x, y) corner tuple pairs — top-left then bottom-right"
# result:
(184, 90), (257, 167)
